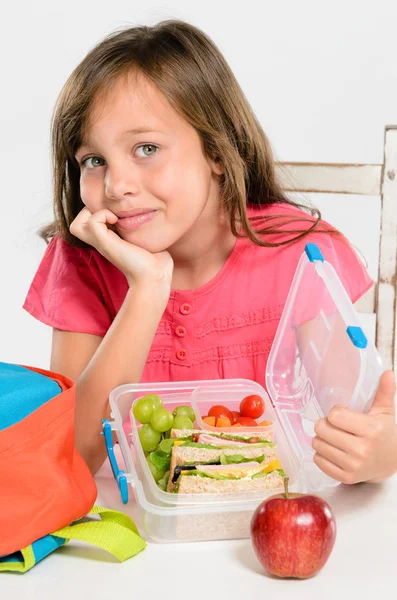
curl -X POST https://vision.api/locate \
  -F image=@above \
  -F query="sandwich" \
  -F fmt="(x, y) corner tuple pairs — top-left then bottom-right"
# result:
(166, 430), (285, 493)
(173, 457), (286, 494)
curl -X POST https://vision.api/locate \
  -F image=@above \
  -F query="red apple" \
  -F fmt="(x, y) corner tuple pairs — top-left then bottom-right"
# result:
(250, 478), (336, 579)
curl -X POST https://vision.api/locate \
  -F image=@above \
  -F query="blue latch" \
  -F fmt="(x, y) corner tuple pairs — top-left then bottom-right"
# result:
(346, 326), (368, 349)
(305, 243), (324, 262)
(102, 419), (129, 504)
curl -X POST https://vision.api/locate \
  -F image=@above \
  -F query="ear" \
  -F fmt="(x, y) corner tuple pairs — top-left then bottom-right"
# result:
(210, 158), (224, 176)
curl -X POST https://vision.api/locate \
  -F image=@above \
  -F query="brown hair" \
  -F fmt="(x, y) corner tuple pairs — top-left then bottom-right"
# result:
(41, 19), (333, 248)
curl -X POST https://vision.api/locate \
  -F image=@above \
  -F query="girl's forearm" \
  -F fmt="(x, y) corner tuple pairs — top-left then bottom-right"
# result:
(74, 284), (168, 473)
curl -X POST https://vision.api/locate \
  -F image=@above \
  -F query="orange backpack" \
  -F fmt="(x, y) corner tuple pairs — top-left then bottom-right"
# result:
(0, 362), (145, 572)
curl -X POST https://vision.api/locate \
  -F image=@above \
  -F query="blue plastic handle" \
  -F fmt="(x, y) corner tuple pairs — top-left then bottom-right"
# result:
(102, 419), (129, 504)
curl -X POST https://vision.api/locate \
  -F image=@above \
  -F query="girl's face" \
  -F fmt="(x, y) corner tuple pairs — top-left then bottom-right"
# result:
(75, 72), (223, 253)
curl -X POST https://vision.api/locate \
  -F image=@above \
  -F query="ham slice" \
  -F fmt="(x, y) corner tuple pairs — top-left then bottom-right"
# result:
(198, 434), (249, 446)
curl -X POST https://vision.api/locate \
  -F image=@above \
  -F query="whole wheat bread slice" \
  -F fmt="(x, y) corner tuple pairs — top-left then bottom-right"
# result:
(177, 469), (284, 494)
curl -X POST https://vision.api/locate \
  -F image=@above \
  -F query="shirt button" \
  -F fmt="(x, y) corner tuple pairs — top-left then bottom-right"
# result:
(176, 349), (187, 361)
(175, 325), (186, 337)
(180, 303), (192, 315)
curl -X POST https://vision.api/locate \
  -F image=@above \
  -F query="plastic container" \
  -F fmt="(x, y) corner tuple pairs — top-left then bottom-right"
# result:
(104, 243), (384, 543)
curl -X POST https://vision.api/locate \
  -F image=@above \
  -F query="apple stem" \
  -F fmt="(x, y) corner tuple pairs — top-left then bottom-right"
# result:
(284, 476), (289, 499)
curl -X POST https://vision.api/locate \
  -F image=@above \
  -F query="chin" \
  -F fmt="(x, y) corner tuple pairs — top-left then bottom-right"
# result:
(117, 229), (171, 253)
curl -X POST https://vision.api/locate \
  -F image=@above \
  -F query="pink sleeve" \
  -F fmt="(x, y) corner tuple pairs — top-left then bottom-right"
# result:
(23, 236), (112, 336)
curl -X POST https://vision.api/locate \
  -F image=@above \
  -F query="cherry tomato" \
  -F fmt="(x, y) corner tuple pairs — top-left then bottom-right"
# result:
(208, 405), (234, 423)
(240, 395), (265, 419)
(236, 416), (258, 427)
(231, 410), (241, 424)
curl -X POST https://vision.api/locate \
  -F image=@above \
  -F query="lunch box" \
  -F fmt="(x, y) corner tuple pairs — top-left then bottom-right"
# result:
(103, 243), (384, 543)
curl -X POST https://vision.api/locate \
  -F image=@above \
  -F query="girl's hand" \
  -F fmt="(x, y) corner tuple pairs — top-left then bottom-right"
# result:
(312, 370), (397, 484)
(70, 207), (174, 291)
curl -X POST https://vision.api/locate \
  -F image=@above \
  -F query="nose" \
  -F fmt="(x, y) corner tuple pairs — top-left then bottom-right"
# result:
(104, 162), (140, 201)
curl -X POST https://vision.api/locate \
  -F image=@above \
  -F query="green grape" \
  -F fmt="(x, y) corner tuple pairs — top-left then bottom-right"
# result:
(146, 455), (165, 482)
(172, 405), (196, 423)
(150, 408), (174, 433)
(133, 398), (155, 424)
(143, 394), (163, 410)
(172, 415), (194, 430)
(138, 424), (162, 452)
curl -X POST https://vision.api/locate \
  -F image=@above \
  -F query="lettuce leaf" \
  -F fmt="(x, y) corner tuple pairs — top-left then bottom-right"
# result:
(180, 441), (275, 450)
(157, 439), (175, 454)
(152, 436), (194, 471)
(252, 468), (286, 478)
(157, 471), (170, 491)
(149, 451), (171, 472)
(220, 453), (265, 465)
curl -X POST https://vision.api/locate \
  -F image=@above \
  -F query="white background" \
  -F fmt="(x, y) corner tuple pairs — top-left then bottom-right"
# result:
(1, 0), (396, 368)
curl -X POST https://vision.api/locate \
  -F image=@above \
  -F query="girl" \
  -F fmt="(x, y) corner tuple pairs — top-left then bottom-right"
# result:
(24, 20), (397, 479)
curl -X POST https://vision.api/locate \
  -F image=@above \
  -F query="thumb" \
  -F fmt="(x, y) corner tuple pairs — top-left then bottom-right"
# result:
(368, 370), (396, 416)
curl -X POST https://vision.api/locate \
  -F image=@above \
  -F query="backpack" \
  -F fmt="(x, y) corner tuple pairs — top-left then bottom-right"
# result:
(0, 362), (146, 572)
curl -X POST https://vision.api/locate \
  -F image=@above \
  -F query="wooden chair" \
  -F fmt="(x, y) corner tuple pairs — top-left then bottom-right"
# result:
(276, 125), (397, 371)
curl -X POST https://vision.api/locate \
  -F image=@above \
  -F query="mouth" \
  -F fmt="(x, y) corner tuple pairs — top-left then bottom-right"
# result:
(114, 208), (157, 218)
(115, 209), (159, 231)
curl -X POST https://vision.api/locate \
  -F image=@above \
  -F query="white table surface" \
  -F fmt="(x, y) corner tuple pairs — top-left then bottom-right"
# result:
(2, 449), (397, 600)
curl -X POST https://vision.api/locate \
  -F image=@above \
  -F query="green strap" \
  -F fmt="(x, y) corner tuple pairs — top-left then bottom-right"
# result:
(0, 506), (146, 573)
(52, 506), (146, 561)
(0, 546), (35, 573)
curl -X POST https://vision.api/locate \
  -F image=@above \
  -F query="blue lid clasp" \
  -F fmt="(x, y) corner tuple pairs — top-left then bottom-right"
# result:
(305, 243), (324, 262)
(346, 326), (368, 349)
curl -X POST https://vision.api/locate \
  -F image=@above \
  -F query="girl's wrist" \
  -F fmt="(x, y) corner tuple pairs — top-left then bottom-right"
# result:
(126, 279), (171, 309)
(126, 269), (172, 293)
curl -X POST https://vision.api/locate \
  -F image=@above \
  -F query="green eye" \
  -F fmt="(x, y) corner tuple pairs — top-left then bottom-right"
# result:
(138, 144), (158, 157)
(83, 157), (105, 168)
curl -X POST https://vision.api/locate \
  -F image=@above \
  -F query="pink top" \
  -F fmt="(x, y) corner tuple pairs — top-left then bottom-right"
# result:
(23, 203), (373, 388)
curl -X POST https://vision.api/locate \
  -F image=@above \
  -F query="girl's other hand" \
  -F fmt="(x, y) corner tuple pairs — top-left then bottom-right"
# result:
(70, 207), (173, 291)
(312, 370), (397, 484)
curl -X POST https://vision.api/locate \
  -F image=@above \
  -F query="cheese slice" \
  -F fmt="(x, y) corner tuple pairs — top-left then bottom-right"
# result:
(196, 460), (281, 479)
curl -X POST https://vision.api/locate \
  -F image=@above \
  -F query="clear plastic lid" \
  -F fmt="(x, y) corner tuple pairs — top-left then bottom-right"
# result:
(265, 243), (384, 490)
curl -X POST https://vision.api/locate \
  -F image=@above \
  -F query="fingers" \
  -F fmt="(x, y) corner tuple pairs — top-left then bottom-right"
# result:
(313, 411), (393, 484)
(314, 417), (359, 453)
(313, 453), (359, 485)
(312, 436), (352, 471)
(313, 418), (371, 471)
(324, 405), (375, 437)
(84, 209), (119, 248)
(88, 209), (119, 226)
(70, 208), (119, 248)
(70, 205), (92, 221)
(70, 207), (118, 231)
(312, 372), (397, 485)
